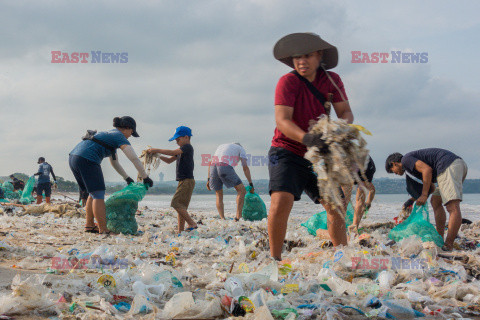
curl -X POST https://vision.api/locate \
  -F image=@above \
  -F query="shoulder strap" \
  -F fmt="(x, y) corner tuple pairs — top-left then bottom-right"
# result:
(82, 130), (118, 160)
(291, 70), (326, 105)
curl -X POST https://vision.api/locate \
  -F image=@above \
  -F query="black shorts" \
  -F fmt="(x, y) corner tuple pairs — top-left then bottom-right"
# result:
(37, 182), (52, 197)
(69, 154), (105, 194)
(268, 146), (321, 203)
(356, 157), (376, 184)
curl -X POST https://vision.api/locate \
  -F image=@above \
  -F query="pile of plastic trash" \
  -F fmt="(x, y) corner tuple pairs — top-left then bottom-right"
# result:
(1, 181), (22, 200)
(304, 116), (371, 213)
(0, 202), (479, 319)
(18, 202), (85, 217)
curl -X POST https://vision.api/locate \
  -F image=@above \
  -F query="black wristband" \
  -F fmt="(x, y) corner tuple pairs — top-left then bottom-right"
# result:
(249, 182), (254, 187)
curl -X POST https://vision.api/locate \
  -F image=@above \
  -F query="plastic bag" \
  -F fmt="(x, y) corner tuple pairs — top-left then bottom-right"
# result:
(389, 204), (444, 247)
(0, 274), (56, 315)
(105, 183), (147, 234)
(1, 181), (21, 200)
(19, 176), (36, 205)
(301, 203), (354, 235)
(242, 186), (267, 221)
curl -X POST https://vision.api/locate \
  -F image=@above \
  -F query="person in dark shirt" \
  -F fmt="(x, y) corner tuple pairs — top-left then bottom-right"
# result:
(34, 157), (57, 204)
(147, 126), (197, 233)
(386, 148), (468, 251)
(9, 175), (25, 191)
(69, 116), (153, 234)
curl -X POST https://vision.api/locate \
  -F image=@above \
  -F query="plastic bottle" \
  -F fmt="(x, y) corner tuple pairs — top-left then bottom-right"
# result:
(377, 270), (395, 293)
(380, 299), (425, 318)
(224, 277), (245, 299)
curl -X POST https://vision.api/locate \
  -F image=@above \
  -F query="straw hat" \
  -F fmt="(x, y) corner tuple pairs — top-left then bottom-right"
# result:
(273, 33), (338, 70)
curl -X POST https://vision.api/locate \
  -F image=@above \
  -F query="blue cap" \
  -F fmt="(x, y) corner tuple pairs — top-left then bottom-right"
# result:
(168, 126), (192, 141)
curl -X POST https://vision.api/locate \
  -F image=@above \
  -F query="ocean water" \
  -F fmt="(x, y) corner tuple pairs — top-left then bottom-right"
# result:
(140, 193), (480, 222)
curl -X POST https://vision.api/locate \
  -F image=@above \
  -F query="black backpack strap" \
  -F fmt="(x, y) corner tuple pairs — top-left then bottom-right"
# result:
(291, 70), (327, 106)
(82, 130), (118, 160)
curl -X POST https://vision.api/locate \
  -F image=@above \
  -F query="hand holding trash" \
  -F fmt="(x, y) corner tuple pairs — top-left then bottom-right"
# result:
(302, 133), (328, 153)
(125, 177), (134, 185)
(416, 194), (428, 206)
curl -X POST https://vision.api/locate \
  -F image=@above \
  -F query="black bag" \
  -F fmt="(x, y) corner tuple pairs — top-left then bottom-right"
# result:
(82, 130), (118, 160)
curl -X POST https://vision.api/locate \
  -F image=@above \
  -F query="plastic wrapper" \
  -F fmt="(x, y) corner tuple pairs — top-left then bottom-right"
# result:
(0, 274), (57, 316)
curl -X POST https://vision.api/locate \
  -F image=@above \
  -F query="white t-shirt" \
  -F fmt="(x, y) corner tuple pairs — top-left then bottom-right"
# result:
(213, 143), (248, 167)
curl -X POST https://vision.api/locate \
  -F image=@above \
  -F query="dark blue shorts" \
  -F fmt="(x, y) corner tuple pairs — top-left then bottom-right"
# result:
(37, 182), (52, 197)
(69, 154), (105, 194)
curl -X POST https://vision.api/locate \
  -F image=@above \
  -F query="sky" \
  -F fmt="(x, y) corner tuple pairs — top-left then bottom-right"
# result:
(1, 0), (479, 183)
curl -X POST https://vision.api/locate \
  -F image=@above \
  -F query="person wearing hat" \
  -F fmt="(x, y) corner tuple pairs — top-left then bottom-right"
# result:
(147, 126), (197, 233)
(268, 33), (354, 260)
(34, 157), (57, 204)
(69, 116), (154, 234)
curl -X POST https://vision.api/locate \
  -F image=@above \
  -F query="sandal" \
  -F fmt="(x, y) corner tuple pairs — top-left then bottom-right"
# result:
(98, 231), (114, 238)
(234, 218), (240, 222)
(85, 225), (99, 233)
(185, 227), (198, 232)
(441, 245), (453, 252)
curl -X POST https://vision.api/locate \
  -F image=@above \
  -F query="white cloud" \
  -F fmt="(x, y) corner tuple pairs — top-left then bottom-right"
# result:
(0, 0), (478, 182)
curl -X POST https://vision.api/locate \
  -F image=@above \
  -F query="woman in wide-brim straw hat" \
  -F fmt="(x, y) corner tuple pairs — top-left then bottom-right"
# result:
(268, 33), (354, 260)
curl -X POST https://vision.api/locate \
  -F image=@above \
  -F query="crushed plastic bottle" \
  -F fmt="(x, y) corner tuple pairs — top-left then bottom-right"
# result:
(225, 277), (245, 299)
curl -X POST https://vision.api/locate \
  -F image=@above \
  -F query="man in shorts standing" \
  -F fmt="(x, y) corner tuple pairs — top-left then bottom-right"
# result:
(206, 143), (254, 221)
(386, 148), (468, 251)
(269, 33), (354, 260)
(148, 126), (197, 233)
(34, 157), (57, 204)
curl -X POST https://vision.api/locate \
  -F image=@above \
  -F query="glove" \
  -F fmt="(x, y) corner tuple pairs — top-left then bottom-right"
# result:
(403, 198), (415, 210)
(143, 177), (153, 189)
(125, 177), (134, 185)
(302, 133), (328, 153)
(365, 203), (371, 210)
(249, 182), (255, 194)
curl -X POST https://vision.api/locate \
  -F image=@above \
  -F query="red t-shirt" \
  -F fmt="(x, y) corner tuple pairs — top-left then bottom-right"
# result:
(271, 70), (348, 157)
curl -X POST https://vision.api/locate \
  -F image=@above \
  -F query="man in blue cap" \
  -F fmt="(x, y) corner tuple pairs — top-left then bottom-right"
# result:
(147, 126), (197, 233)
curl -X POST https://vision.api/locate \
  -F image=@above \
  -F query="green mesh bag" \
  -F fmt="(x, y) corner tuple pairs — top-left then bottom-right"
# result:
(241, 186), (267, 221)
(105, 183), (147, 235)
(19, 176), (36, 205)
(2, 181), (21, 200)
(389, 204), (444, 247)
(301, 203), (354, 236)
